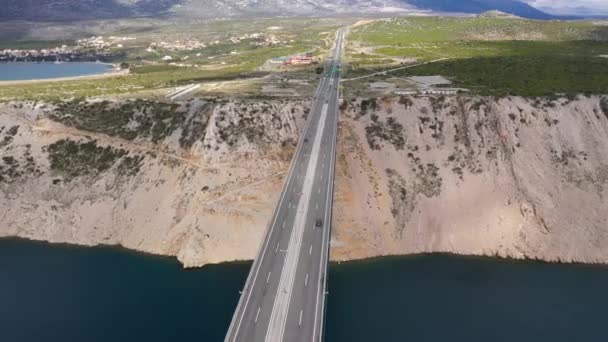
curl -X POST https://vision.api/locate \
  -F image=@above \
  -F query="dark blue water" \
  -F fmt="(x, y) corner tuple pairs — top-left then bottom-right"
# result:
(0, 62), (112, 81)
(1, 238), (607, 342)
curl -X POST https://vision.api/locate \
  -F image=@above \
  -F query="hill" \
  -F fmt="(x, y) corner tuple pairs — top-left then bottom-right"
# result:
(0, 0), (553, 22)
(478, 10), (522, 19)
(406, 0), (553, 19)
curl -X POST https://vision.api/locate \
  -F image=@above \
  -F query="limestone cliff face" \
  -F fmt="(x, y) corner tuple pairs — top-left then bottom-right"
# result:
(333, 95), (608, 264)
(1, 95), (608, 266)
(0, 98), (309, 267)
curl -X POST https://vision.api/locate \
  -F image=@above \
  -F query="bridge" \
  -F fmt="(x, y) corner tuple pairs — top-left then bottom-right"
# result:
(224, 27), (346, 342)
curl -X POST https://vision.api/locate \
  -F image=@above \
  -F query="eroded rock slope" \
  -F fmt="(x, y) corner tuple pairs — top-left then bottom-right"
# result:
(0, 98), (308, 267)
(333, 95), (608, 264)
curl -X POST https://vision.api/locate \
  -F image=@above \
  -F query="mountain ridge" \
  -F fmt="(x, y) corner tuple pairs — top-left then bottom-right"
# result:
(0, 0), (555, 22)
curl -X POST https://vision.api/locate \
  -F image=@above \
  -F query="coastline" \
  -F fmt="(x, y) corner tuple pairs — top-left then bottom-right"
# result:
(0, 63), (127, 86)
(3, 234), (608, 269)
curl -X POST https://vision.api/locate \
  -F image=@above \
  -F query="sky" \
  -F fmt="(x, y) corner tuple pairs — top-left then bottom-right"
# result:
(523, 0), (608, 15)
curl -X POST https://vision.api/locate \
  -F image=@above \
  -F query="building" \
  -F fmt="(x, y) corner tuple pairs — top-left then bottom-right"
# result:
(286, 56), (313, 65)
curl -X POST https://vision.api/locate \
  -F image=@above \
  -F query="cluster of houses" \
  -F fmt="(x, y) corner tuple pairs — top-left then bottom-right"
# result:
(76, 36), (136, 49)
(228, 33), (286, 46)
(0, 45), (70, 59)
(0, 46), (120, 62)
(148, 39), (208, 52)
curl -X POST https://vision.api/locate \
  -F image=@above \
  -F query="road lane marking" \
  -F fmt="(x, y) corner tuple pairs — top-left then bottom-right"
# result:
(265, 102), (330, 342)
(225, 29), (343, 342)
(305, 273), (309, 287)
(275, 243), (279, 254)
(282, 221), (286, 229)
(313, 44), (342, 340)
(316, 203), (319, 210)
(309, 244), (313, 255)
(255, 307), (261, 324)
(267, 272), (272, 284)
(299, 310), (303, 327)
(226, 50), (336, 342)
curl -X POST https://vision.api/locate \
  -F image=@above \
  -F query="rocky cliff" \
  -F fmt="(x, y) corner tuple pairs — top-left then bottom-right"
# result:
(333, 95), (608, 264)
(0, 98), (307, 267)
(1, 95), (607, 266)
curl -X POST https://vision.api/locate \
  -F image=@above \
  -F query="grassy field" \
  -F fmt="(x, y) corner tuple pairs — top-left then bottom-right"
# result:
(347, 17), (608, 96)
(399, 55), (608, 96)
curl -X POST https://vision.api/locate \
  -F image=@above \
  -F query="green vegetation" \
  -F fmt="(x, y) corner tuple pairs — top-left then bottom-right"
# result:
(0, 125), (19, 148)
(402, 55), (608, 96)
(0, 125), (41, 184)
(47, 139), (143, 180)
(0, 39), (75, 49)
(212, 102), (287, 148)
(0, 153), (39, 184)
(348, 17), (608, 96)
(365, 115), (405, 150)
(52, 99), (185, 142)
(349, 17), (607, 54)
(386, 168), (409, 220)
(601, 97), (608, 119)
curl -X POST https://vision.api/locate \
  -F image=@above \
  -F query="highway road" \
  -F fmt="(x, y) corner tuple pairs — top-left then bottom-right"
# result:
(224, 27), (346, 342)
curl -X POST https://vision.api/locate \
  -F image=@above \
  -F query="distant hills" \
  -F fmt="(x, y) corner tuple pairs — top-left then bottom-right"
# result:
(477, 10), (522, 19)
(0, 0), (557, 22)
(1, 0), (180, 21)
(405, 0), (553, 19)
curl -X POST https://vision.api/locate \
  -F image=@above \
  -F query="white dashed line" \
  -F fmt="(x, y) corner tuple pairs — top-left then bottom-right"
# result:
(255, 307), (261, 324)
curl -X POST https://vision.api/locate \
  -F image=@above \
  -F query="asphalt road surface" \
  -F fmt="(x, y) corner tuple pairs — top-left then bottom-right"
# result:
(224, 28), (346, 342)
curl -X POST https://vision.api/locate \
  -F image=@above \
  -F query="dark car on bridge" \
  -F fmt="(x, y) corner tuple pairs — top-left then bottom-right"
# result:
(315, 219), (323, 228)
